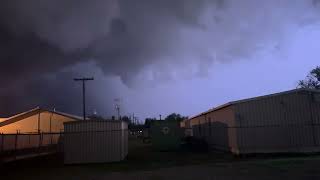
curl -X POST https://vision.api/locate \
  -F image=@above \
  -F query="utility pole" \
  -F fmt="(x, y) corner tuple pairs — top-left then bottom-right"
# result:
(132, 113), (134, 125)
(159, 114), (162, 121)
(135, 116), (138, 125)
(74, 77), (94, 120)
(114, 98), (121, 120)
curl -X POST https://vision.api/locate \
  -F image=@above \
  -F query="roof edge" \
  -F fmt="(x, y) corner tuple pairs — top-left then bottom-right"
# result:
(188, 88), (320, 120)
(0, 107), (82, 127)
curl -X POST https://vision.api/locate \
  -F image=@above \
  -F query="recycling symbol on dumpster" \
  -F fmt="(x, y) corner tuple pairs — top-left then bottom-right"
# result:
(161, 127), (170, 135)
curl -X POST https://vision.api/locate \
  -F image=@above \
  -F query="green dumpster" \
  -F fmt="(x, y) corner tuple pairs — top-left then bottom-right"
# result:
(150, 120), (183, 151)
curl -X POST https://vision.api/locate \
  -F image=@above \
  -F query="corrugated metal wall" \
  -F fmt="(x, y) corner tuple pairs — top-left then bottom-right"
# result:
(235, 91), (320, 154)
(191, 106), (238, 153)
(63, 120), (128, 164)
(189, 90), (320, 154)
(0, 111), (75, 134)
(206, 106), (237, 153)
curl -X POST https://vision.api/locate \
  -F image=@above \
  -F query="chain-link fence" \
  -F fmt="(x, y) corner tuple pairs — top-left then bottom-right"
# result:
(0, 132), (62, 154)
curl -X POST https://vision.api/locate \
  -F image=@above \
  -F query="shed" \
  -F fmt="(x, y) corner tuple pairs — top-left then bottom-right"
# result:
(63, 120), (128, 164)
(188, 88), (320, 154)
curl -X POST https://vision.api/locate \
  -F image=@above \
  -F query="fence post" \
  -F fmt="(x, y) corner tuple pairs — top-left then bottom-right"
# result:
(41, 132), (43, 147)
(119, 129), (122, 160)
(28, 134), (31, 148)
(14, 132), (18, 151)
(38, 132), (42, 154)
(50, 133), (53, 145)
(0, 133), (3, 153)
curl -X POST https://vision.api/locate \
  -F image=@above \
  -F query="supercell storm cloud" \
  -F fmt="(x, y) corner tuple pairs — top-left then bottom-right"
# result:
(0, 0), (319, 116)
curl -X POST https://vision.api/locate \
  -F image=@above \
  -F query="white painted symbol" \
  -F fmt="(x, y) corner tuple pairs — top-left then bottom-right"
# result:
(162, 127), (170, 135)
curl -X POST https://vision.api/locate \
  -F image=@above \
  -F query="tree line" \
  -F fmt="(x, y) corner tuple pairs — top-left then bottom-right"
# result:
(298, 66), (320, 90)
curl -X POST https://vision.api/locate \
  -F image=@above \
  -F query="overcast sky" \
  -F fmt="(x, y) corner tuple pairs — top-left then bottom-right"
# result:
(98, 25), (320, 121)
(0, 0), (319, 121)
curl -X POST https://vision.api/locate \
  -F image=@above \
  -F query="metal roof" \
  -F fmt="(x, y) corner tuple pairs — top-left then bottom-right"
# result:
(0, 118), (8, 122)
(189, 88), (320, 120)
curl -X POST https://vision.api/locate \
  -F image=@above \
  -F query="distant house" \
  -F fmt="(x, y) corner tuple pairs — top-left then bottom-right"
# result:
(186, 88), (320, 154)
(0, 107), (82, 134)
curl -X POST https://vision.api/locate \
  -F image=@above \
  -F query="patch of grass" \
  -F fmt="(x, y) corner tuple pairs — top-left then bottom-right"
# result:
(254, 156), (320, 171)
(8, 138), (320, 179)
(61, 138), (233, 172)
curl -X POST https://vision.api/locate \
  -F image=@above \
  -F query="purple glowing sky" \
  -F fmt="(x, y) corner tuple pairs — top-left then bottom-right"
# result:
(81, 25), (320, 121)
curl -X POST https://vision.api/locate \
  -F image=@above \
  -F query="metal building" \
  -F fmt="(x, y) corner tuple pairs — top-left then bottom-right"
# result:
(0, 108), (80, 157)
(63, 120), (128, 164)
(187, 88), (320, 154)
(0, 107), (80, 134)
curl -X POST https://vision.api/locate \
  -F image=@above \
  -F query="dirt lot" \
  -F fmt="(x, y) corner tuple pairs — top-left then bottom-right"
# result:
(2, 139), (320, 180)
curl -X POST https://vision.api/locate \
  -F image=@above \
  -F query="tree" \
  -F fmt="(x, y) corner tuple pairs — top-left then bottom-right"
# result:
(144, 118), (156, 128)
(88, 114), (106, 121)
(298, 66), (320, 90)
(122, 116), (131, 124)
(164, 113), (188, 122)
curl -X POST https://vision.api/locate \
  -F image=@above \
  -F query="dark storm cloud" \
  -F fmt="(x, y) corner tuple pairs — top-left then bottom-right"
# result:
(0, 72), (81, 116)
(0, 0), (222, 115)
(0, 0), (319, 116)
(1, 0), (317, 83)
(0, 0), (225, 84)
